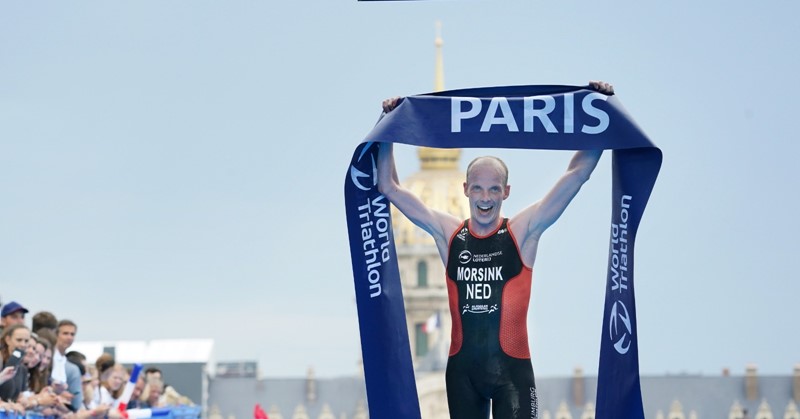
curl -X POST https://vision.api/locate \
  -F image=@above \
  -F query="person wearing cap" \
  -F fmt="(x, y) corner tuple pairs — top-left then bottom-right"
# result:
(0, 301), (29, 335)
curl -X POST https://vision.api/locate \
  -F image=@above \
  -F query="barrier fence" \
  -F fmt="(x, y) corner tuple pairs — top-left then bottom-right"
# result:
(0, 406), (202, 419)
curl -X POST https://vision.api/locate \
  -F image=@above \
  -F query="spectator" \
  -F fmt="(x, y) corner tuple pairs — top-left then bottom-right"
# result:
(0, 324), (30, 409)
(143, 367), (161, 382)
(51, 319), (83, 412)
(37, 333), (54, 382)
(0, 302), (29, 334)
(66, 350), (91, 406)
(126, 373), (146, 409)
(66, 350), (88, 376)
(35, 327), (56, 394)
(21, 339), (39, 370)
(106, 364), (127, 406)
(143, 367), (192, 406)
(66, 353), (94, 411)
(144, 367), (192, 406)
(90, 353), (114, 408)
(72, 365), (118, 419)
(143, 368), (166, 406)
(140, 375), (163, 409)
(163, 384), (193, 406)
(20, 335), (64, 415)
(81, 364), (97, 410)
(27, 335), (49, 393)
(90, 354), (125, 408)
(31, 311), (58, 334)
(36, 327), (57, 349)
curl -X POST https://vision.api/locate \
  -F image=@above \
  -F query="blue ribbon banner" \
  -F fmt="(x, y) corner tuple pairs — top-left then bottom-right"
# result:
(344, 85), (661, 419)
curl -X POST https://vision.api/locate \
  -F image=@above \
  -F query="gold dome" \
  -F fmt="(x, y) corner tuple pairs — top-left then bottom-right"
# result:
(392, 148), (470, 246)
(418, 146), (460, 170)
(391, 22), (469, 247)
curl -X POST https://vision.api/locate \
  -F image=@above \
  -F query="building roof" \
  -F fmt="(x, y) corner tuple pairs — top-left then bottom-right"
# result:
(208, 371), (800, 419)
(70, 339), (214, 364)
(536, 374), (798, 418)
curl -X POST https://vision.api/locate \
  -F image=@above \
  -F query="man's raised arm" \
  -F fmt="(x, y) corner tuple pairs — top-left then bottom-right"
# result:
(511, 81), (613, 262)
(376, 97), (461, 255)
(513, 149), (603, 245)
(376, 141), (459, 250)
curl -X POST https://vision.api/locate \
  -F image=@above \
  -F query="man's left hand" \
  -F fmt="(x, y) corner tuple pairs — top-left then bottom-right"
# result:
(589, 80), (614, 95)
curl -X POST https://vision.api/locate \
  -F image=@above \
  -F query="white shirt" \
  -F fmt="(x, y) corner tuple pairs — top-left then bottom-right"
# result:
(89, 385), (116, 409)
(51, 349), (67, 384)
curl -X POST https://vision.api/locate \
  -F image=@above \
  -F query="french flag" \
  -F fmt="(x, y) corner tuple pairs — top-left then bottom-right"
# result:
(116, 363), (143, 414)
(422, 312), (440, 333)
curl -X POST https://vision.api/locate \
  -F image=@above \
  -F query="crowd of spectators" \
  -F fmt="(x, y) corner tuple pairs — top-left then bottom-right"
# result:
(0, 300), (193, 418)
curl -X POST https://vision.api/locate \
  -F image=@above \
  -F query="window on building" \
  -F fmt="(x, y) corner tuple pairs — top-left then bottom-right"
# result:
(417, 260), (428, 288)
(415, 323), (428, 357)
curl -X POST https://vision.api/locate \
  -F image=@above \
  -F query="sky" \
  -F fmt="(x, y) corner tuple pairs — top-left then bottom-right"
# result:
(1, 0), (799, 379)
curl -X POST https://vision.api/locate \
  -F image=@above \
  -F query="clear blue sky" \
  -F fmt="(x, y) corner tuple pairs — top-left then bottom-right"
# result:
(2, 0), (798, 379)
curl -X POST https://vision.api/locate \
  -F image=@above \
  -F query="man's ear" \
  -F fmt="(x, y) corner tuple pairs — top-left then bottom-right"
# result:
(463, 181), (469, 197)
(503, 184), (511, 200)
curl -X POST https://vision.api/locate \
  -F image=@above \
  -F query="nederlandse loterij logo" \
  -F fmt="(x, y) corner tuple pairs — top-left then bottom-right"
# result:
(350, 142), (377, 191)
(458, 250), (472, 264)
(609, 300), (632, 355)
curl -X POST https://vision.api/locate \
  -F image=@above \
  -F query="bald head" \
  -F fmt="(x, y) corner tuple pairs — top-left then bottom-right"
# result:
(466, 156), (509, 186)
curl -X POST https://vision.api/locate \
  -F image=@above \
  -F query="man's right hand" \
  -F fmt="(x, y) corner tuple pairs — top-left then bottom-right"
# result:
(382, 96), (402, 113)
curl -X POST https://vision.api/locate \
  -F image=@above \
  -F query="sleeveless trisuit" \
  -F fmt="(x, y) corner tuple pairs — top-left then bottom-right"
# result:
(445, 218), (538, 419)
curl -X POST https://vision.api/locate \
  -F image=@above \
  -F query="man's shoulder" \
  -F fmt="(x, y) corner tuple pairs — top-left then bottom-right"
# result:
(444, 219), (468, 241)
(65, 360), (81, 376)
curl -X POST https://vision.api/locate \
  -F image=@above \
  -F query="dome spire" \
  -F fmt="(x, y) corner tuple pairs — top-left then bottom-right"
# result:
(434, 20), (445, 93)
(419, 20), (460, 170)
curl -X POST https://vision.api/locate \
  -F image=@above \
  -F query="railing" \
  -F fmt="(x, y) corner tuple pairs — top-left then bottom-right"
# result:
(0, 406), (202, 419)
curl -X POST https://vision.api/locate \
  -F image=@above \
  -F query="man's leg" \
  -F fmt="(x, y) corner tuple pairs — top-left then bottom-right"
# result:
(491, 358), (537, 419)
(446, 356), (490, 419)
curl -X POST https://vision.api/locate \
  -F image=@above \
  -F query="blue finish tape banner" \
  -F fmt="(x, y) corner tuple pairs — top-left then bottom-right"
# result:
(344, 84), (661, 419)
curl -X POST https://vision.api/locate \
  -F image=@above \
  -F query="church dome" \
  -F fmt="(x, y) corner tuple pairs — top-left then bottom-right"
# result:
(392, 146), (471, 246)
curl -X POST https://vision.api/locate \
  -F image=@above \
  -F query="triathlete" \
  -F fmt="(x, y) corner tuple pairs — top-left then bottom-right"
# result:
(376, 80), (612, 419)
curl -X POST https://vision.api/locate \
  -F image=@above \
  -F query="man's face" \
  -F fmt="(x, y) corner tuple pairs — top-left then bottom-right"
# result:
(132, 377), (146, 399)
(1, 311), (25, 327)
(148, 385), (162, 403)
(56, 324), (77, 352)
(464, 160), (510, 231)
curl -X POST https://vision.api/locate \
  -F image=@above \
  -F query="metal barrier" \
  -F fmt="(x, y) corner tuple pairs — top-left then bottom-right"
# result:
(128, 407), (202, 419)
(0, 406), (201, 419)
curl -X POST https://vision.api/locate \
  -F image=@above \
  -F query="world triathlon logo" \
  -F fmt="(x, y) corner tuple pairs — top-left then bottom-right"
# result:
(608, 300), (632, 355)
(458, 250), (472, 264)
(350, 142), (377, 191)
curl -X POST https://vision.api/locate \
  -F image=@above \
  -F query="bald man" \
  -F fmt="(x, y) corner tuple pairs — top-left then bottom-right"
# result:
(376, 81), (611, 419)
